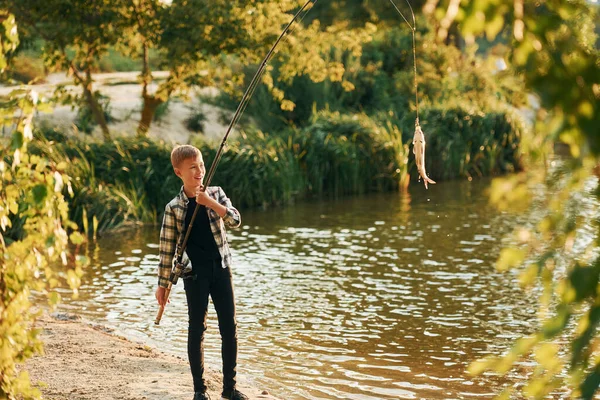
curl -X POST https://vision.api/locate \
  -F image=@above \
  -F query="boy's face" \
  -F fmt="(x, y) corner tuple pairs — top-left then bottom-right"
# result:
(174, 156), (206, 190)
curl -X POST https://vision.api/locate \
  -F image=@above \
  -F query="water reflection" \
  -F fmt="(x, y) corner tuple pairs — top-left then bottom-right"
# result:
(57, 179), (539, 399)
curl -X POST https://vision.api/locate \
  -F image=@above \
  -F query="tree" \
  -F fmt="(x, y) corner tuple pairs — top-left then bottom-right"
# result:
(425, 0), (600, 398)
(0, 10), (18, 73)
(4, 0), (129, 141)
(0, 14), (87, 399)
(122, 0), (322, 137)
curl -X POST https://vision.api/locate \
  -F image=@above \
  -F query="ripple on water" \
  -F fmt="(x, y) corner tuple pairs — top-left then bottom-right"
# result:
(51, 183), (545, 399)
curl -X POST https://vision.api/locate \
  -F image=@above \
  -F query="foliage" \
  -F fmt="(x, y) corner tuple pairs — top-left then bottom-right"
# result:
(286, 111), (399, 196)
(3, 53), (45, 84)
(0, 11), (18, 73)
(152, 99), (170, 123)
(215, 22), (527, 133)
(0, 87), (87, 398)
(30, 132), (180, 233)
(30, 133), (174, 232)
(28, 99), (521, 232)
(184, 105), (207, 133)
(121, 0), (314, 136)
(426, 0), (600, 398)
(97, 47), (162, 73)
(198, 111), (403, 208)
(301, 0), (428, 28)
(396, 107), (523, 181)
(201, 130), (305, 209)
(74, 91), (113, 134)
(195, 108), (516, 207)
(3, 0), (130, 140)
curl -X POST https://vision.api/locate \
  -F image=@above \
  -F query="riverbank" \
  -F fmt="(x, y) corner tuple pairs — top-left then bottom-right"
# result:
(24, 314), (280, 400)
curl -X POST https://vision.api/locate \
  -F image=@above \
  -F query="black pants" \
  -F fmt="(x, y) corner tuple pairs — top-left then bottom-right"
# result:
(183, 259), (237, 393)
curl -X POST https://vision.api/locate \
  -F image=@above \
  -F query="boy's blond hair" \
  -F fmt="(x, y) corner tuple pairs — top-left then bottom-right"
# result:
(170, 145), (202, 168)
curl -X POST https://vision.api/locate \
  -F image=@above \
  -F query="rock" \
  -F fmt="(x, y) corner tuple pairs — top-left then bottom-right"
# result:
(52, 312), (81, 321)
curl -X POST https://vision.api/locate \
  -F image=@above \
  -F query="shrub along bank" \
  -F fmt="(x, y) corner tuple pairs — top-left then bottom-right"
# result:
(27, 107), (523, 235)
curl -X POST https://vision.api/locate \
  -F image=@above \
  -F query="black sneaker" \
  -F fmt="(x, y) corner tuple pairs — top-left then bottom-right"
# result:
(193, 392), (211, 400)
(221, 389), (249, 400)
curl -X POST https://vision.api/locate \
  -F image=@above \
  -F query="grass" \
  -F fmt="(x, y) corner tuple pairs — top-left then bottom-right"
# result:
(20, 19), (525, 234)
(31, 132), (179, 234)
(28, 101), (522, 236)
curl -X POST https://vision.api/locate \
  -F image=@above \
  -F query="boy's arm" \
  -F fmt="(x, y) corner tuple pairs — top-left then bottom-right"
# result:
(157, 204), (177, 288)
(216, 186), (241, 228)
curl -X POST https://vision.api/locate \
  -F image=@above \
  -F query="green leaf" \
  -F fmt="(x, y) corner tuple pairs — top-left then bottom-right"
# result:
(518, 263), (540, 288)
(485, 14), (504, 41)
(581, 364), (600, 400)
(48, 292), (61, 306)
(497, 248), (526, 271)
(566, 263), (600, 303)
(69, 232), (85, 246)
(11, 131), (24, 150)
(542, 305), (571, 339)
(36, 103), (54, 113)
(31, 184), (48, 204)
(534, 343), (561, 371)
(572, 306), (600, 367)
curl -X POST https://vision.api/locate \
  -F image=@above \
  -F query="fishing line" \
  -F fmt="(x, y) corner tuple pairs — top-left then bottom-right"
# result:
(157, 0), (430, 325)
(204, 0), (318, 187)
(387, 0), (435, 189)
(388, 0), (420, 124)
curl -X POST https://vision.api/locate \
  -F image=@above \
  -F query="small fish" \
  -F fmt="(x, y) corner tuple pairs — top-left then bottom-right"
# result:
(412, 124), (436, 189)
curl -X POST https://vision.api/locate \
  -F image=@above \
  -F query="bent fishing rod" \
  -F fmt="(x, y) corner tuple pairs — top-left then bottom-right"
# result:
(155, 0), (429, 324)
(155, 0), (319, 325)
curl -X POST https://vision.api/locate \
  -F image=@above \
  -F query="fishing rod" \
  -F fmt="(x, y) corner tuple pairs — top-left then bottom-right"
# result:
(155, 0), (432, 324)
(155, 0), (319, 325)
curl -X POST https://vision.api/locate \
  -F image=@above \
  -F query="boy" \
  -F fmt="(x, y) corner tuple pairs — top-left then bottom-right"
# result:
(155, 145), (247, 400)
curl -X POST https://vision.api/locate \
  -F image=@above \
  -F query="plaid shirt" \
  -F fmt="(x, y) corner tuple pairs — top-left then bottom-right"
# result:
(157, 185), (241, 288)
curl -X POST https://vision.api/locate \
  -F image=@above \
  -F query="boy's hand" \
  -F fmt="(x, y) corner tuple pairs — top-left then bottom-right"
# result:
(196, 185), (213, 206)
(195, 185), (227, 217)
(155, 286), (170, 307)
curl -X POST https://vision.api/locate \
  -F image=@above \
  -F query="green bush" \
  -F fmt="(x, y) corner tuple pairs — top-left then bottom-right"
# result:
(214, 25), (527, 135)
(97, 47), (164, 72)
(287, 111), (399, 196)
(396, 107), (524, 181)
(185, 106), (207, 133)
(31, 104), (523, 233)
(31, 131), (179, 233)
(5, 54), (46, 84)
(1, 90), (86, 400)
(198, 130), (305, 209)
(74, 93), (113, 134)
(153, 100), (171, 123)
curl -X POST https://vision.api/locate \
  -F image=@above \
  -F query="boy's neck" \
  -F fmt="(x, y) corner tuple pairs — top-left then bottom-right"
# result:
(183, 185), (198, 198)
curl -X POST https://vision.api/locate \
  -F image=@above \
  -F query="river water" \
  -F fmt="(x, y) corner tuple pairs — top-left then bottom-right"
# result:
(56, 179), (542, 399)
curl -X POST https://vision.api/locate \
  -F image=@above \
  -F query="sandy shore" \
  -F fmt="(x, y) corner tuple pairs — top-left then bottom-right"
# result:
(25, 314), (280, 400)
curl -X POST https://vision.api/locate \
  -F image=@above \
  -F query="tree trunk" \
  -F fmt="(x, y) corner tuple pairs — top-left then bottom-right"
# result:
(74, 65), (110, 141)
(136, 41), (164, 138)
(68, 59), (111, 141)
(83, 83), (110, 141)
(137, 95), (163, 138)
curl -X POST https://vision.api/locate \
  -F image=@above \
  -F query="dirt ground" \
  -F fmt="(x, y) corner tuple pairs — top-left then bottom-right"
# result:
(25, 314), (280, 400)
